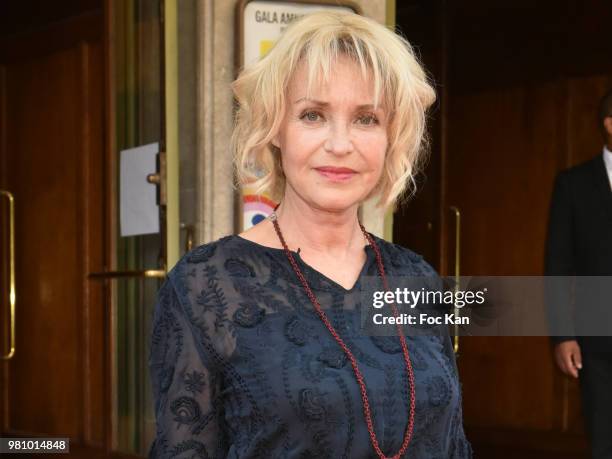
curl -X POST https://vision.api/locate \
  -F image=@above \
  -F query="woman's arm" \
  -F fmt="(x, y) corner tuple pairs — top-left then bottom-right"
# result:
(148, 278), (228, 458)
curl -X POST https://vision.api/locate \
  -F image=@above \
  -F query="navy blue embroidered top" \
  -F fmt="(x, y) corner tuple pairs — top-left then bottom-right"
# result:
(148, 233), (472, 458)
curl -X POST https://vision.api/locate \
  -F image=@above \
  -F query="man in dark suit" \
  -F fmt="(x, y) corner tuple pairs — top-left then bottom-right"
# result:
(545, 89), (612, 459)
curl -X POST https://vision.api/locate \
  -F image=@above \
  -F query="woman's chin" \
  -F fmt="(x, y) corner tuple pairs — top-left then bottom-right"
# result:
(309, 197), (362, 213)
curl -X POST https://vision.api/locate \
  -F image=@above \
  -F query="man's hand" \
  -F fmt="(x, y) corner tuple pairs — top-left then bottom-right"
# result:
(554, 340), (582, 378)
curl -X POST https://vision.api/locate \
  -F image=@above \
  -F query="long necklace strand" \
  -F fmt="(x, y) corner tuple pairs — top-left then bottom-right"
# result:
(269, 211), (416, 459)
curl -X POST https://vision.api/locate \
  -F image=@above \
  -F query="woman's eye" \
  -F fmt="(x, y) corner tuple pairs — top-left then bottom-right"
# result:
(300, 111), (322, 122)
(358, 114), (379, 125)
(299, 111), (379, 125)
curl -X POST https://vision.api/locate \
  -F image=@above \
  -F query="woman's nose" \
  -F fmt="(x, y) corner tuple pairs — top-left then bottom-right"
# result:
(324, 123), (354, 155)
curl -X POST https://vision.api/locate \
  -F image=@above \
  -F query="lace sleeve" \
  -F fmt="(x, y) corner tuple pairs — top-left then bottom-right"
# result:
(148, 277), (229, 458)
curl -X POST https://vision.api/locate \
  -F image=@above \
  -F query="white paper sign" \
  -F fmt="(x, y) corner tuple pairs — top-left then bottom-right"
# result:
(120, 142), (160, 237)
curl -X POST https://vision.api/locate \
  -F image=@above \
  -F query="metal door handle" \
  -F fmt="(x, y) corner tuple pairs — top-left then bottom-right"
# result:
(88, 269), (166, 279)
(1, 190), (16, 360)
(449, 206), (461, 355)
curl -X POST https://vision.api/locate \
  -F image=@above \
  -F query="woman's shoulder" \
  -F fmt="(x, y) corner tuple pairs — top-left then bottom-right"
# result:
(153, 236), (246, 370)
(166, 234), (243, 282)
(370, 233), (437, 276)
(165, 234), (272, 314)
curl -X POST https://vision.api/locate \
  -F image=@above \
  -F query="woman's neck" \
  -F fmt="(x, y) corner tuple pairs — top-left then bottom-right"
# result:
(273, 197), (367, 258)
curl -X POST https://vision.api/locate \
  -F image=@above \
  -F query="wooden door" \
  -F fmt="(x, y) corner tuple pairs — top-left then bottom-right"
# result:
(445, 80), (599, 458)
(0, 6), (108, 454)
(394, 1), (612, 457)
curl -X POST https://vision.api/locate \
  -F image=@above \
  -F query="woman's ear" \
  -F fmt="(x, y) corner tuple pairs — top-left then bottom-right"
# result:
(271, 133), (280, 150)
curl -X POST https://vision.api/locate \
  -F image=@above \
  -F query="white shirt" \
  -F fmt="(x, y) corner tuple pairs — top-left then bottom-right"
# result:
(604, 145), (612, 191)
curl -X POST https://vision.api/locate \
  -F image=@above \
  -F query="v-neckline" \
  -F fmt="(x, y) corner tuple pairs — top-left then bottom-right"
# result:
(233, 234), (376, 293)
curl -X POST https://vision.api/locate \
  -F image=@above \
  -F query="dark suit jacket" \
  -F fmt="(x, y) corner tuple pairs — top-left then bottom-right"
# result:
(545, 153), (612, 353)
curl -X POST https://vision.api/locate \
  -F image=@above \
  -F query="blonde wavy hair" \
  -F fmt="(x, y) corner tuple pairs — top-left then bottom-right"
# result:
(231, 10), (436, 212)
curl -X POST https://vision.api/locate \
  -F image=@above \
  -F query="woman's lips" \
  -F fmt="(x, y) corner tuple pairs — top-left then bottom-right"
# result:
(315, 167), (357, 182)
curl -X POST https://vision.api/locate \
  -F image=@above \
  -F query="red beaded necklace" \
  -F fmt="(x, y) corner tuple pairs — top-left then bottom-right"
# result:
(269, 209), (416, 459)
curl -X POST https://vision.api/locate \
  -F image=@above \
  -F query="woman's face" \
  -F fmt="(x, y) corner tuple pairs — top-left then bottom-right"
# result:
(272, 55), (388, 213)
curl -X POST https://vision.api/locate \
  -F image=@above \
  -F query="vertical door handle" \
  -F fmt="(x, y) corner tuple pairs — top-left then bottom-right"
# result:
(449, 206), (461, 355)
(1, 190), (16, 360)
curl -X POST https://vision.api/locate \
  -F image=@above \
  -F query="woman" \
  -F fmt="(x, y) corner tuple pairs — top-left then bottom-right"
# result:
(149, 10), (471, 459)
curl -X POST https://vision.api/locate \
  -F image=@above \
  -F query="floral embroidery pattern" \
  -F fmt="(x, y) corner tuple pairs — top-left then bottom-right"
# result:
(299, 353), (326, 382)
(184, 370), (206, 395)
(298, 388), (327, 421)
(233, 302), (266, 327)
(196, 265), (233, 334)
(171, 396), (202, 427)
(224, 258), (255, 278)
(370, 335), (402, 354)
(284, 316), (312, 346)
(187, 243), (217, 264)
(169, 439), (208, 458)
(317, 346), (347, 369)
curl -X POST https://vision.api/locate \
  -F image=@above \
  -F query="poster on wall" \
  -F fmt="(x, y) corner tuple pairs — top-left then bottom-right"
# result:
(239, 0), (356, 231)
